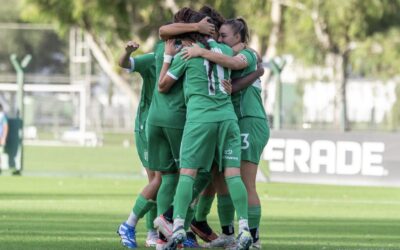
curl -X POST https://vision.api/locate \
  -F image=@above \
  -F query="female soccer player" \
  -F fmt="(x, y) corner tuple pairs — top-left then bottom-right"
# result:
(117, 41), (160, 248)
(158, 12), (253, 250)
(182, 17), (270, 249)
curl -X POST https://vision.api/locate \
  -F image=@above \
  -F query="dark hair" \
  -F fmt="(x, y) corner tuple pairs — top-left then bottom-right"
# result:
(173, 12), (215, 89)
(224, 17), (250, 44)
(188, 13), (215, 87)
(0, 104), (3, 111)
(173, 7), (196, 23)
(199, 5), (225, 30)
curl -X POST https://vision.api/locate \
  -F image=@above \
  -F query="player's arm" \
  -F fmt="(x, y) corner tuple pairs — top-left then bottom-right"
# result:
(221, 79), (233, 95)
(158, 40), (181, 93)
(231, 64), (264, 93)
(159, 17), (215, 40)
(181, 44), (247, 70)
(118, 41), (139, 69)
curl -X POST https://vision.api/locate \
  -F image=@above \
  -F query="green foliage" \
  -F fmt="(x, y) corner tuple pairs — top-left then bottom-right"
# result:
(16, 0), (400, 78)
(352, 28), (400, 78)
(0, 0), (67, 74)
(282, 4), (323, 64)
(0, 0), (24, 22)
(283, 0), (400, 77)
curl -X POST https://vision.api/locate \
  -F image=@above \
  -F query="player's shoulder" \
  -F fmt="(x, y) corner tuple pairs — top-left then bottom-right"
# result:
(239, 48), (257, 62)
(154, 40), (165, 54)
(208, 39), (233, 55)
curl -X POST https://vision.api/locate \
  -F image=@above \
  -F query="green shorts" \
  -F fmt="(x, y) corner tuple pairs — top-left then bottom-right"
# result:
(135, 130), (149, 168)
(239, 117), (270, 164)
(146, 123), (183, 172)
(180, 120), (241, 171)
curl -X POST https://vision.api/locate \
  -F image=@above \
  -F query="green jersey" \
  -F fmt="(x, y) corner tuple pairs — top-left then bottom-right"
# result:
(129, 53), (156, 132)
(231, 49), (266, 119)
(147, 41), (187, 129)
(168, 39), (237, 123)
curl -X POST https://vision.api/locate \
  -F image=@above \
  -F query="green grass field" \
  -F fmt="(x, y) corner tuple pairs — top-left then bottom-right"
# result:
(1, 141), (400, 250)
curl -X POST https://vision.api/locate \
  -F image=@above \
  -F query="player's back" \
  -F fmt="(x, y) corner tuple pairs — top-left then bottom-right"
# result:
(184, 39), (236, 123)
(147, 41), (186, 129)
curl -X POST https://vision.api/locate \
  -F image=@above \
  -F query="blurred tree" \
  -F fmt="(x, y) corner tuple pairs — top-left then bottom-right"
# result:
(281, 0), (400, 131)
(17, 0), (400, 130)
(0, 0), (67, 74)
(21, 0), (174, 103)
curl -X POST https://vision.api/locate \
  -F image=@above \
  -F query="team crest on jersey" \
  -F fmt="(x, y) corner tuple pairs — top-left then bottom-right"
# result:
(224, 149), (233, 155)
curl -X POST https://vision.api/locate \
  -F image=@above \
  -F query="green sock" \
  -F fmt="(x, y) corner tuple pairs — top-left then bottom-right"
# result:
(157, 173), (178, 215)
(173, 174), (195, 220)
(184, 205), (195, 230)
(192, 171), (211, 199)
(248, 205), (261, 229)
(217, 194), (235, 226)
(195, 194), (214, 222)
(146, 203), (158, 231)
(225, 175), (248, 221)
(132, 194), (156, 219)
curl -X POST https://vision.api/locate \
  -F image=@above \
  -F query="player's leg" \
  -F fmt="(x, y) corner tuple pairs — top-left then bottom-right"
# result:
(239, 117), (270, 249)
(218, 120), (252, 250)
(150, 126), (183, 248)
(202, 169), (236, 249)
(147, 125), (181, 216)
(117, 130), (160, 249)
(156, 169), (211, 248)
(144, 169), (162, 247)
(190, 181), (218, 243)
(163, 122), (217, 250)
(240, 161), (261, 249)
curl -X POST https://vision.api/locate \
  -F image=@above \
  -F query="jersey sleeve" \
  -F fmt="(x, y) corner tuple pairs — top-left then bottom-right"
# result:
(238, 49), (256, 70)
(220, 44), (234, 57)
(167, 53), (187, 80)
(130, 53), (155, 74)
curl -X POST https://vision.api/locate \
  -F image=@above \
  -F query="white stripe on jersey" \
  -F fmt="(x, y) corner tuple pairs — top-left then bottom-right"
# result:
(167, 71), (179, 80)
(252, 78), (262, 90)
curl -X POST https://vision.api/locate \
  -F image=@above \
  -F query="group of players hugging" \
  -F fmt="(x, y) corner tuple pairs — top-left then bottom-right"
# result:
(117, 5), (269, 250)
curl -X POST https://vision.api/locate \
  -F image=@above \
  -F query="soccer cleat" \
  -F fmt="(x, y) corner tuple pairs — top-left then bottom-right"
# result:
(145, 230), (159, 247)
(162, 226), (186, 250)
(117, 222), (137, 248)
(183, 231), (200, 248)
(156, 238), (168, 250)
(154, 215), (173, 240)
(202, 233), (236, 249)
(190, 219), (218, 242)
(237, 229), (253, 250)
(251, 239), (261, 249)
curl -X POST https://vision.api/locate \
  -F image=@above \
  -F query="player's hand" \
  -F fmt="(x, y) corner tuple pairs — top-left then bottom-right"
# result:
(232, 42), (246, 54)
(181, 40), (193, 47)
(125, 41), (139, 53)
(165, 39), (180, 56)
(197, 17), (215, 36)
(256, 62), (265, 77)
(221, 79), (232, 95)
(181, 44), (202, 60)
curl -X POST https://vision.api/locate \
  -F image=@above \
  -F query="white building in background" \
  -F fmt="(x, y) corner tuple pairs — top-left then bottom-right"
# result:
(302, 80), (397, 123)
(264, 56), (398, 124)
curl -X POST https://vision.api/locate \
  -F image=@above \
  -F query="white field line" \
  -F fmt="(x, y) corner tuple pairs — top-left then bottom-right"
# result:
(260, 196), (400, 205)
(2, 196), (400, 206)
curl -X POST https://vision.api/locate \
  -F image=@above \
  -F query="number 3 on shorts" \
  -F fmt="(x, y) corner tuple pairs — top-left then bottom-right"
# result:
(241, 133), (250, 149)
